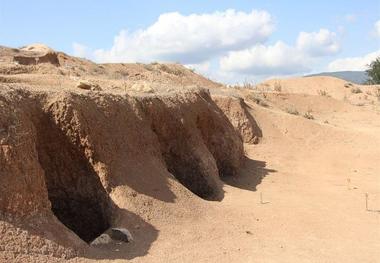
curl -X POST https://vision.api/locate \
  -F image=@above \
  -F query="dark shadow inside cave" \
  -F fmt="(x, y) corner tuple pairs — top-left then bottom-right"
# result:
(146, 97), (222, 201)
(34, 112), (112, 243)
(165, 152), (219, 200)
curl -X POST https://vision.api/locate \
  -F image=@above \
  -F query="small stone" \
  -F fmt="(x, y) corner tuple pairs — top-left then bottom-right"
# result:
(77, 80), (102, 91)
(90, 233), (112, 246)
(142, 83), (154, 93)
(76, 80), (92, 90)
(131, 82), (154, 93)
(111, 228), (133, 242)
(90, 84), (102, 91)
(252, 136), (259, 144)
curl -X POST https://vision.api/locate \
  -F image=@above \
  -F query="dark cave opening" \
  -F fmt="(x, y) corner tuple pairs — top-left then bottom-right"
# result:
(35, 113), (111, 242)
(165, 156), (218, 200)
(49, 195), (110, 243)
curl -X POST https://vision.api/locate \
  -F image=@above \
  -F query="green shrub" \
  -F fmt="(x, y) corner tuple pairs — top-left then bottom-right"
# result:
(366, 57), (380, 84)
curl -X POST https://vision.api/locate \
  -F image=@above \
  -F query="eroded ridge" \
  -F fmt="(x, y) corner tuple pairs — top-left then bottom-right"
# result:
(0, 85), (254, 259)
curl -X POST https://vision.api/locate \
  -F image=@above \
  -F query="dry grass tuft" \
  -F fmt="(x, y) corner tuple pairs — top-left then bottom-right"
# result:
(344, 82), (353, 88)
(303, 111), (314, 120)
(351, 87), (362, 94)
(285, 107), (299, 115)
(317, 90), (329, 96)
(374, 88), (380, 100)
(274, 81), (282, 92)
(159, 64), (184, 76)
(246, 93), (269, 107)
(242, 81), (255, 89)
(143, 64), (155, 71)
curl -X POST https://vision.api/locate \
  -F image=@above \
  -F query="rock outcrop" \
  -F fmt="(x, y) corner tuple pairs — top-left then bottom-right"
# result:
(13, 44), (60, 66)
(13, 52), (60, 66)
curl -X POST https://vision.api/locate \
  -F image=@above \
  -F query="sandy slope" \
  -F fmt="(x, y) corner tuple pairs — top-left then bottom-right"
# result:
(73, 86), (380, 263)
(1, 45), (379, 262)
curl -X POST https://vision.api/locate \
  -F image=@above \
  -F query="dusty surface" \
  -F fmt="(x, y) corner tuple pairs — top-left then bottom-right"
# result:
(81, 84), (380, 263)
(0, 45), (379, 262)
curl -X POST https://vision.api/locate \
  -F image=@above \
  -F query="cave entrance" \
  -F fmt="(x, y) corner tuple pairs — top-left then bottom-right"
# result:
(167, 160), (218, 200)
(35, 114), (111, 243)
(49, 194), (110, 243)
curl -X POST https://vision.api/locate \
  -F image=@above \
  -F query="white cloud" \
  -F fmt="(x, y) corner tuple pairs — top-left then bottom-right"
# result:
(219, 28), (340, 76)
(296, 29), (340, 56)
(220, 41), (310, 75)
(93, 9), (274, 64)
(71, 10), (344, 81)
(72, 42), (89, 58)
(374, 20), (380, 38)
(185, 61), (211, 75)
(328, 50), (380, 71)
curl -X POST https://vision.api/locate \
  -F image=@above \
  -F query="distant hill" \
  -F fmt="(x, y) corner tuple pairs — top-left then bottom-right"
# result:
(305, 71), (368, 84)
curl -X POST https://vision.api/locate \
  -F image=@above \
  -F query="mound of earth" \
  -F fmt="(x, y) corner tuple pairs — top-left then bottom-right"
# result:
(0, 45), (259, 261)
(212, 95), (262, 144)
(2, 44), (379, 263)
(259, 76), (380, 105)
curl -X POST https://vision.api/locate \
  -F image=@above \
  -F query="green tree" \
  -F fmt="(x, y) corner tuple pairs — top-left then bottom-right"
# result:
(366, 57), (380, 84)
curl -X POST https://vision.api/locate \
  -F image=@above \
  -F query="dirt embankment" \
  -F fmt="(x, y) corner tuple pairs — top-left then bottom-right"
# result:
(0, 45), (262, 262)
(0, 84), (257, 261)
(212, 95), (262, 144)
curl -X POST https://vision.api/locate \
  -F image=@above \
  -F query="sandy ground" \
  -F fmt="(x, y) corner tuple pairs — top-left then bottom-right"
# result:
(77, 91), (380, 263)
(1, 45), (379, 262)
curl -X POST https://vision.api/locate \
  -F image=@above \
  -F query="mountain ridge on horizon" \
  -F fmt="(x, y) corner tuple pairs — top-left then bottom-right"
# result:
(305, 70), (369, 84)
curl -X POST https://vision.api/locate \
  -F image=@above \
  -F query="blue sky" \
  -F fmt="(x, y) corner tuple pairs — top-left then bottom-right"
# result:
(1, 1), (379, 83)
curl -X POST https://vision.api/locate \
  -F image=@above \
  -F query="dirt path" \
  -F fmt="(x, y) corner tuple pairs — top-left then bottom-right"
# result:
(81, 95), (380, 263)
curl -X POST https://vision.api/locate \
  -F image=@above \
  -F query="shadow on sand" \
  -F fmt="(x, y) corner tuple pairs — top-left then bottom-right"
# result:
(83, 208), (159, 260)
(222, 157), (277, 192)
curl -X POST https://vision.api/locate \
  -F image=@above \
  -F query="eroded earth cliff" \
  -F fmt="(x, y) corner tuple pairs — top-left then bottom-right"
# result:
(0, 44), (260, 261)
